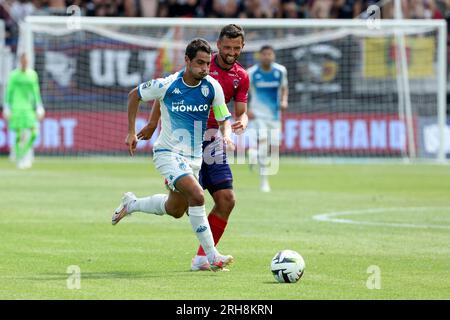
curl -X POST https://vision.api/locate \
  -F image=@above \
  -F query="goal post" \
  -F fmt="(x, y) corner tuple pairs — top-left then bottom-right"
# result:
(15, 16), (447, 162)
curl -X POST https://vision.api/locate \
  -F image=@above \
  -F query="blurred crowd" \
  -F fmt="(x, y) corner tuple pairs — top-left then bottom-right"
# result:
(1, 0), (450, 44)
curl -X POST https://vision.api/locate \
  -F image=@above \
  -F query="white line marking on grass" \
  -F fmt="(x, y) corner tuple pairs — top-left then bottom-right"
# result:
(312, 207), (450, 230)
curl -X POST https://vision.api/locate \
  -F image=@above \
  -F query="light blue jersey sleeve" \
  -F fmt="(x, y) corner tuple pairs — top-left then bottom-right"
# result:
(138, 72), (179, 102)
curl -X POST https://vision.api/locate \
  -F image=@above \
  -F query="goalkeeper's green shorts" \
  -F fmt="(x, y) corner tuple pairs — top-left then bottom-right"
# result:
(8, 112), (37, 130)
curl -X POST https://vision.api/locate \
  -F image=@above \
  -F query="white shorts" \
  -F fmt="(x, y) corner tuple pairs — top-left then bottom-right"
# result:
(153, 150), (202, 191)
(251, 119), (281, 146)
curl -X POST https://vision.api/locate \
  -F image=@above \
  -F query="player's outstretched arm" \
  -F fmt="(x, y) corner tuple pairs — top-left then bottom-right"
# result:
(231, 101), (248, 134)
(128, 76), (168, 154)
(218, 119), (235, 151)
(126, 87), (140, 156)
(137, 100), (161, 140)
(211, 77), (234, 149)
(231, 72), (250, 134)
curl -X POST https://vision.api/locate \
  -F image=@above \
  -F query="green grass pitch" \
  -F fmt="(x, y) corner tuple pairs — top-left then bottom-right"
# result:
(1, 157), (449, 299)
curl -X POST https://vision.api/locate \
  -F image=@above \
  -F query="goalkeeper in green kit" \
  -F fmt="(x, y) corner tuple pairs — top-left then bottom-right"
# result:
(2, 54), (45, 169)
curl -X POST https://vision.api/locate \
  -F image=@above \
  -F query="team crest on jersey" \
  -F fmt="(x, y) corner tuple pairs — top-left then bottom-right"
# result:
(233, 79), (239, 89)
(201, 85), (209, 97)
(274, 71), (280, 79)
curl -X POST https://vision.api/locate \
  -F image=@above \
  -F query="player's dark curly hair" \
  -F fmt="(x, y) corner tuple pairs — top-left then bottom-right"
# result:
(219, 24), (245, 42)
(185, 38), (212, 60)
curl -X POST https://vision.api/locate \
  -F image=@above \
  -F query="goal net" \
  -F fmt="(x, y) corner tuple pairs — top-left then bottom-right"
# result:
(5, 17), (447, 161)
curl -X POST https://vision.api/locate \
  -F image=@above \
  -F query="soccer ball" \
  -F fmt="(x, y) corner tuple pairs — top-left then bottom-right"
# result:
(271, 249), (305, 283)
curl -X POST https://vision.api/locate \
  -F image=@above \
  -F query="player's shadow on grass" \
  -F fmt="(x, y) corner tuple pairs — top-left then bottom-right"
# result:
(28, 270), (218, 281)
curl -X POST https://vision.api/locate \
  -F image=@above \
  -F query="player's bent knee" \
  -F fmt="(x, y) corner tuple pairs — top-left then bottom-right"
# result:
(166, 203), (188, 219)
(188, 189), (205, 207)
(165, 207), (184, 219)
(171, 209), (185, 219)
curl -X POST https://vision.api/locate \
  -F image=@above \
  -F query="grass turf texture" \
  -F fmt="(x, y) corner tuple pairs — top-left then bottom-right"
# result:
(0, 157), (449, 299)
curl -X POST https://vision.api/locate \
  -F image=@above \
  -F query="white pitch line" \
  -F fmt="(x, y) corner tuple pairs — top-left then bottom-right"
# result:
(312, 207), (450, 230)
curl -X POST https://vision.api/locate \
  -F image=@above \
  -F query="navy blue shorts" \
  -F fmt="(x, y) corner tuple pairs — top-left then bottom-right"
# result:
(199, 138), (233, 195)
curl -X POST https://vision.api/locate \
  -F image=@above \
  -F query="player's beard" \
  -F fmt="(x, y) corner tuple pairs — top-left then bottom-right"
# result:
(220, 52), (238, 66)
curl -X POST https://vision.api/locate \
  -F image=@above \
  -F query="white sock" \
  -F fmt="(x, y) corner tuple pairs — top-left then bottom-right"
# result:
(258, 138), (270, 178)
(248, 147), (258, 165)
(258, 139), (269, 167)
(24, 149), (33, 167)
(188, 206), (217, 263)
(129, 194), (167, 215)
(261, 174), (269, 185)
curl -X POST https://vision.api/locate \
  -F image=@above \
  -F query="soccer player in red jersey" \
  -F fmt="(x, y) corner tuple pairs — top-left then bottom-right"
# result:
(130, 24), (249, 271)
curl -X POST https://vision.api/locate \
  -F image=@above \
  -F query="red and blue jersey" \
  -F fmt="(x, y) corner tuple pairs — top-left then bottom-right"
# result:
(206, 53), (250, 129)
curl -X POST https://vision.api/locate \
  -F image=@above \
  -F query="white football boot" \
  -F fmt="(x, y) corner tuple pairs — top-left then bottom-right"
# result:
(209, 253), (234, 272)
(191, 254), (233, 272)
(260, 179), (271, 193)
(112, 192), (137, 225)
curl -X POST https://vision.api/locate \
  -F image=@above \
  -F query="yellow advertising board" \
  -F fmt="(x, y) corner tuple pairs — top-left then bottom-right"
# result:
(363, 36), (435, 78)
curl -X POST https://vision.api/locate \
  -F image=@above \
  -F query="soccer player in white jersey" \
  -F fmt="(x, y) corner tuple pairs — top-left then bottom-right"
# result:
(111, 39), (234, 271)
(247, 45), (288, 192)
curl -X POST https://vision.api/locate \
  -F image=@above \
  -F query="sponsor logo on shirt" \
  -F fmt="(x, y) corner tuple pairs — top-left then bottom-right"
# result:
(171, 103), (210, 112)
(255, 81), (280, 88)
